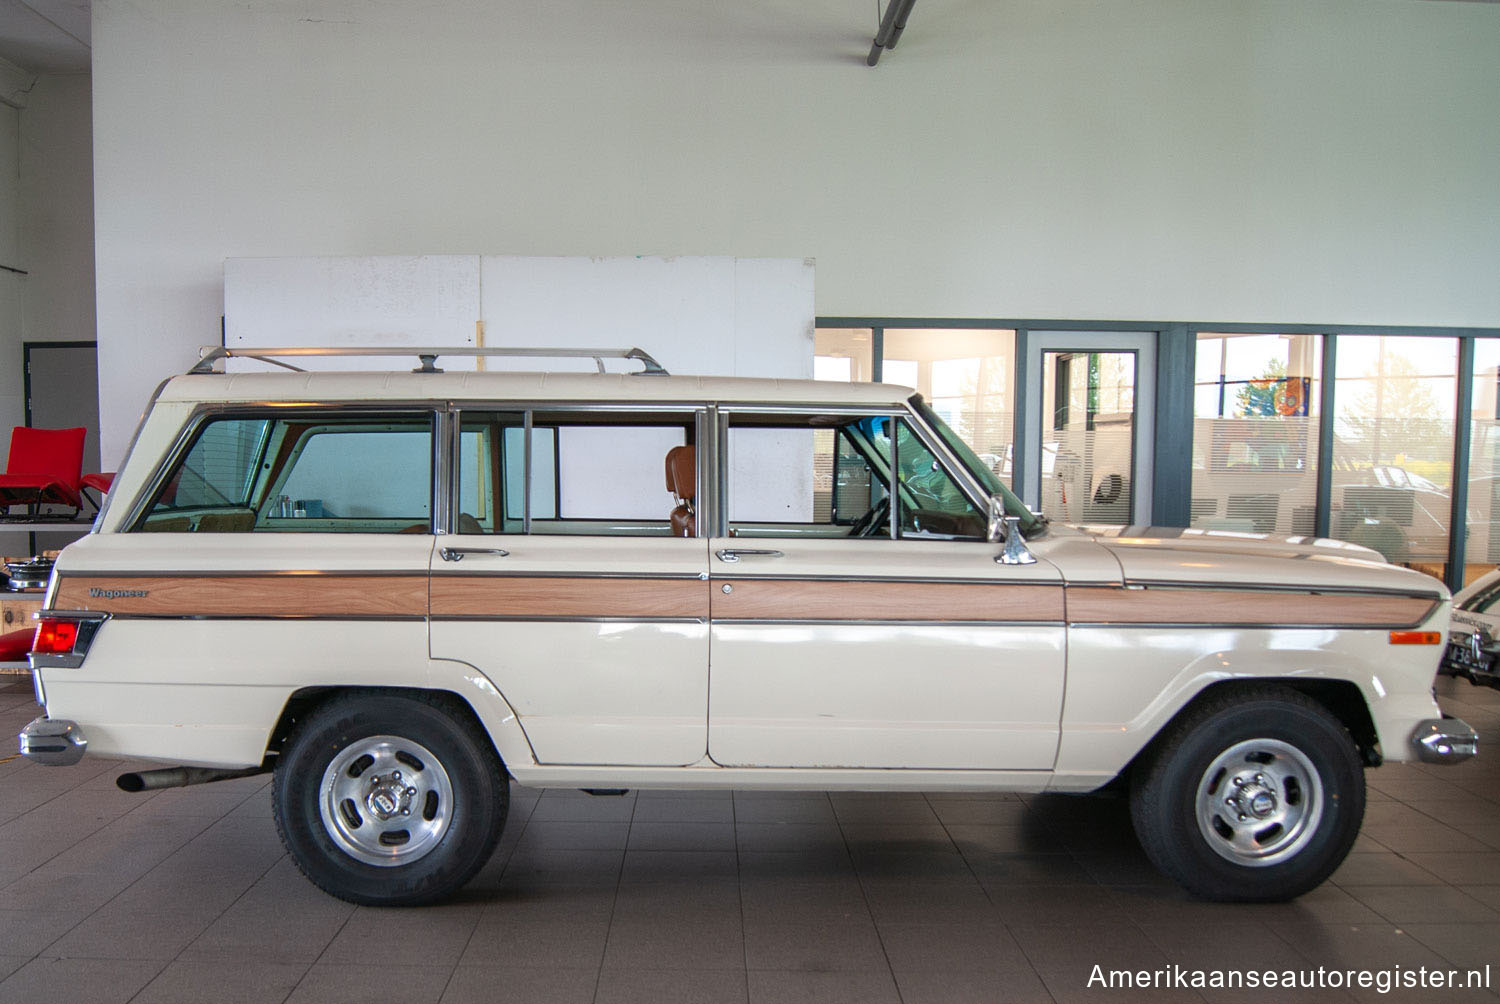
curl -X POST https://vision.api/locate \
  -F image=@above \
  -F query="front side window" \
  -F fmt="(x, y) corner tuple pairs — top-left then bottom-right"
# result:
(725, 411), (985, 540)
(133, 412), (434, 533)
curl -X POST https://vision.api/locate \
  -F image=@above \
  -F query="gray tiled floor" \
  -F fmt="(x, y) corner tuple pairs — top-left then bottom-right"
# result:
(2, 676), (1499, 1003)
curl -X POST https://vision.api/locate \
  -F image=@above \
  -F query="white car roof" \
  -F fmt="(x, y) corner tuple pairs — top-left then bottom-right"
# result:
(158, 371), (918, 408)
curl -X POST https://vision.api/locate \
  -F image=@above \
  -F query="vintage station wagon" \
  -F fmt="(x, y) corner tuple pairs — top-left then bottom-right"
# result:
(19, 346), (1477, 906)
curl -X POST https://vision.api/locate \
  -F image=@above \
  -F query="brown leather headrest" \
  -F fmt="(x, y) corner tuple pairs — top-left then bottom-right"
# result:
(665, 445), (695, 499)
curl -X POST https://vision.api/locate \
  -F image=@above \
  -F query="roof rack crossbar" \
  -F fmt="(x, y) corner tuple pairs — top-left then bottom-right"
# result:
(190, 346), (669, 376)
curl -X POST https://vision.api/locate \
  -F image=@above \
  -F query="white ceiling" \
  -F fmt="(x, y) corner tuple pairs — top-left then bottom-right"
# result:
(0, 0), (89, 74)
(0, 0), (1495, 78)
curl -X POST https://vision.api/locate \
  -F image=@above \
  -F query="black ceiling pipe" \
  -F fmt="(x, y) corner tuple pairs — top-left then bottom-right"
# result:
(886, 0), (917, 50)
(867, 0), (917, 66)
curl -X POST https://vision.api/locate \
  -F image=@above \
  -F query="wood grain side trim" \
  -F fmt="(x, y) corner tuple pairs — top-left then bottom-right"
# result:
(710, 579), (1066, 623)
(1066, 586), (1438, 627)
(54, 574), (428, 618)
(430, 576), (709, 619)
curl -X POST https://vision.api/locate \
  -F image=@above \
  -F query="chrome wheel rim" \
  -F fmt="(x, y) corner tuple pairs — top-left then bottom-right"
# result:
(1195, 738), (1323, 868)
(320, 735), (454, 867)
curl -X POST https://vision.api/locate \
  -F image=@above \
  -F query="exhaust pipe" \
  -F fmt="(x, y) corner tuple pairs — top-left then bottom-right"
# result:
(117, 764), (270, 793)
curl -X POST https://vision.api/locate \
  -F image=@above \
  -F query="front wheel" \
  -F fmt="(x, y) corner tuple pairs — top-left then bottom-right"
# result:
(272, 691), (508, 906)
(1130, 685), (1365, 902)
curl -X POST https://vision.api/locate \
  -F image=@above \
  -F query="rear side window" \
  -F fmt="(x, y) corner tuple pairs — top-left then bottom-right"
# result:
(457, 410), (696, 536)
(132, 412), (434, 533)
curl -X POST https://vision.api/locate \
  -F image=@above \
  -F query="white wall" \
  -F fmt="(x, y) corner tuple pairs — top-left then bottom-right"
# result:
(1, 100), (22, 448)
(91, 0), (1500, 464)
(19, 74), (94, 351)
(0, 74), (94, 447)
(0, 72), (94, 555)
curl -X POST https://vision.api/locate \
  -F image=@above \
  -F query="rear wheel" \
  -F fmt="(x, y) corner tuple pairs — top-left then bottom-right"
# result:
(272, 691), (508, 906)
(1130, 685), (1365, 902)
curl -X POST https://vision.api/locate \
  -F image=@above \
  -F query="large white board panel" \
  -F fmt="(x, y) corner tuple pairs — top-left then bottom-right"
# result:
(478, 256), (813, 377)
(222, 255), (814, 378)
(224, 255), (482, 370)
(221, 254), (816, 518)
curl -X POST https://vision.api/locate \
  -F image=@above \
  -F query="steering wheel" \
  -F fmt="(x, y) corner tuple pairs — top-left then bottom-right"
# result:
(848, 497), (891, 537)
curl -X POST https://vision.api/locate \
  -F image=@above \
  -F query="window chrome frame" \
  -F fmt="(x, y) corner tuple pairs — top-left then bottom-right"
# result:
(713, 401), (993, 541)
(116, 401), (447, 535)
(446, 400), (710, 538)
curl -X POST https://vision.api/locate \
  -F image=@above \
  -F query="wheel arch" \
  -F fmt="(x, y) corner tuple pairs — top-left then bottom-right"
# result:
(1121, 676), (1380, 785)
(264, 682), (530, 772)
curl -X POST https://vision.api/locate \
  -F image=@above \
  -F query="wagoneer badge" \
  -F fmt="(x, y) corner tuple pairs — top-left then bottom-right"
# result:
(88, 588), (148, 599)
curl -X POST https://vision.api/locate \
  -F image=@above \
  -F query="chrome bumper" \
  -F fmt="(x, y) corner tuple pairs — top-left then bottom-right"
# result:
(18, 717), (87, 766)
(1411, 717), (1478, 764)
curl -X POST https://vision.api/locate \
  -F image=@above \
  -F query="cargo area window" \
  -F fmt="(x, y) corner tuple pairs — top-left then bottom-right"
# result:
(130, 412), (435, 533)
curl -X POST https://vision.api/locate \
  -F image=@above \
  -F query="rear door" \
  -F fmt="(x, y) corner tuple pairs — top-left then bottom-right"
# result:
(428, 406), (711, 767)
(707, 407), (1066, 771)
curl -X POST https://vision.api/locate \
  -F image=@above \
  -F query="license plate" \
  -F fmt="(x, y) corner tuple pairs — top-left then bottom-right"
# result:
(1443, 638), (1494, 676)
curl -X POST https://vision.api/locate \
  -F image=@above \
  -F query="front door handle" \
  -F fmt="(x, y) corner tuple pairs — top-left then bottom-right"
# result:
(439, 547), (510, 562)
(715, 548), (785, 563)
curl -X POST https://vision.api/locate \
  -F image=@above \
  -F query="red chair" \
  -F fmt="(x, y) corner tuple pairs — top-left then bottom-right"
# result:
(0, 627), (33, 663)
(81, 472), (115, 512)
(0, 427), (87, 517)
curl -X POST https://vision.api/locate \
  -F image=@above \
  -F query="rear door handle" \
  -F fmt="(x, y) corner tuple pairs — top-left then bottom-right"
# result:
(439, 547), (510, 562)
(715, 548), (785, 563)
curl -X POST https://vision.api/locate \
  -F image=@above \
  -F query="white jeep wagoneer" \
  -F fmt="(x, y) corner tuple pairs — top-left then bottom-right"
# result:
(19, 346), (1477, 906)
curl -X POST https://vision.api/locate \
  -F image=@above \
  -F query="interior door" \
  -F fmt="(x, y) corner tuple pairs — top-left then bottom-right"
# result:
(707, 407), (1066, 770)
(21, 340), (102, 552)
(1022, 332), (1156, 526)
(25, 341), (101, 477)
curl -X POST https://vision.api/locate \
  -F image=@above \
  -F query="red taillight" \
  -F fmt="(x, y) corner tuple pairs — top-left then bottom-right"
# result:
(33, 619), (79, 655)
(28, 611), (108, 669)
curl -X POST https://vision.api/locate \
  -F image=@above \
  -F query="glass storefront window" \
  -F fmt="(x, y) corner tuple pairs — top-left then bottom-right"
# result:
(1332, 336), (1456, 581)
(1465, 340), (1500, 585)
(813, 328), (875, 382)
(1192, 333), (1322, 536)
(881, 328), (1017, 486)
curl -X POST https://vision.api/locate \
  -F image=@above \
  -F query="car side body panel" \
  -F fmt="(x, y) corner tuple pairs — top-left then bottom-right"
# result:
(32, 372), (1456, 792)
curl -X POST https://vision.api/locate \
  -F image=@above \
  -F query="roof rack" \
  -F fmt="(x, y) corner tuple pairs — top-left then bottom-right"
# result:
(189, 345), (669, 376)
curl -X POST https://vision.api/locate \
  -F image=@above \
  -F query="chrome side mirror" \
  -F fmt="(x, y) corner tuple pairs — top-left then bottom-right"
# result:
(997, 515), (1038, 565)
(988, 496), (1037, 565)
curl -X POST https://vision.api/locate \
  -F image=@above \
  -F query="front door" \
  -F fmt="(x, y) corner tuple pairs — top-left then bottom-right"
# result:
(707, 406), (1066, 770)
(1022, 332), (1156, 526)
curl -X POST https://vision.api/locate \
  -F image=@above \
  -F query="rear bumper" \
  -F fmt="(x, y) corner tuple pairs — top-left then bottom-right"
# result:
(18, 716), (87, 766)
(1411, 717), (1478, 764)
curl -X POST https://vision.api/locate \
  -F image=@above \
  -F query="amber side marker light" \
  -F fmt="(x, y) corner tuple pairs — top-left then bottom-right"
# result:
(1389, 631), (1443, 645)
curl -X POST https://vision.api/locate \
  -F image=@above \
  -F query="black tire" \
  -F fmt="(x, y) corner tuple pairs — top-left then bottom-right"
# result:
(1129, 684), (1365, 902)
(272, 690), (508, 906)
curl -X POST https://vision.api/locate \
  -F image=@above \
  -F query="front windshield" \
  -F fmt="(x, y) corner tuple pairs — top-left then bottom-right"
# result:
(910, 396), (1044, 535)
